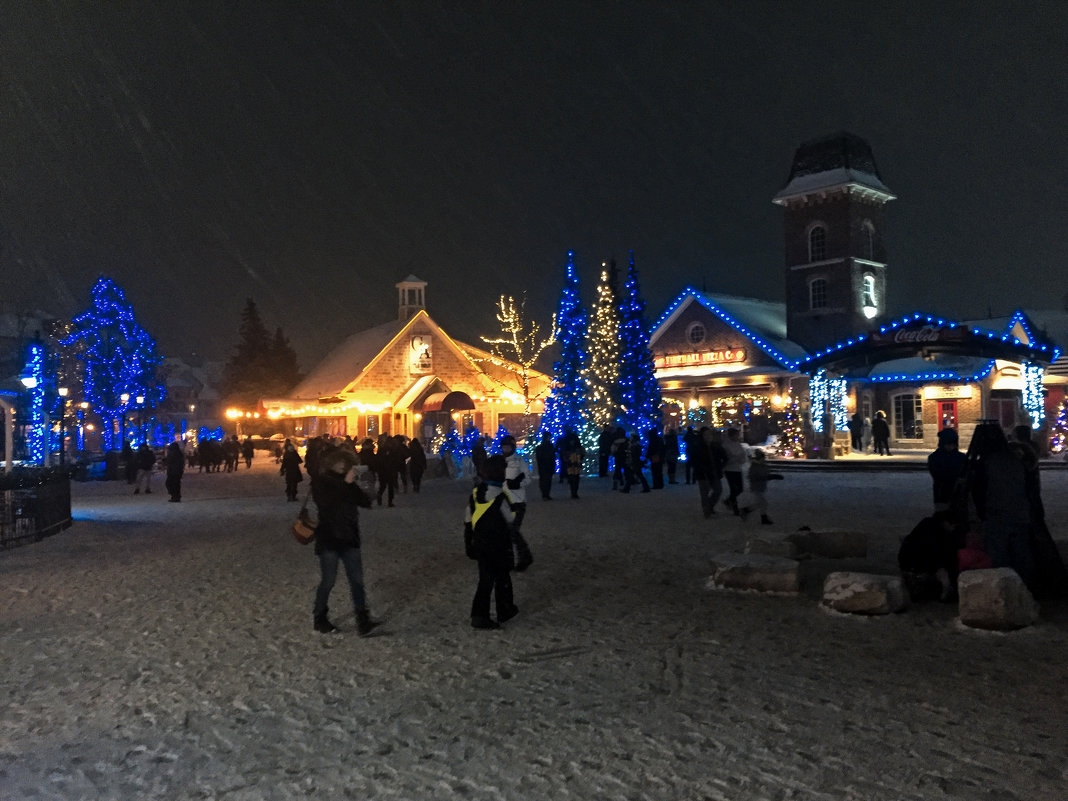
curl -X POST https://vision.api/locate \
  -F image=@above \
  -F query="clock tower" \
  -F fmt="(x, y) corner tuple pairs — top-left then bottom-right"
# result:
(773, 132), (895, 353)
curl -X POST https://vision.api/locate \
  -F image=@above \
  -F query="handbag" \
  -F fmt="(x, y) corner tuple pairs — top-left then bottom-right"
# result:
(292, 489), (318, 545)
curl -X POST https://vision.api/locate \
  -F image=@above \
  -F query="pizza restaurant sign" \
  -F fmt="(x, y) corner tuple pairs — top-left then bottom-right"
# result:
(655, 349), (746, 369)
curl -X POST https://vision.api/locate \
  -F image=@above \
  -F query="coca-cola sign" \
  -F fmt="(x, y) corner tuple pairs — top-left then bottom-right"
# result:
(892, 325), (943, 344)
(872, 323), (967, 347)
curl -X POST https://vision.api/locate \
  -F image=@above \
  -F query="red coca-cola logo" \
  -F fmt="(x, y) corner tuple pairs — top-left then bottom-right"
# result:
(892, 325), (942, 344)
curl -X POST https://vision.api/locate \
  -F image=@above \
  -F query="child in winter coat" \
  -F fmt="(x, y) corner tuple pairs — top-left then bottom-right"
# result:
(739, 449), (783, 524)
(464, 455), (519, 629)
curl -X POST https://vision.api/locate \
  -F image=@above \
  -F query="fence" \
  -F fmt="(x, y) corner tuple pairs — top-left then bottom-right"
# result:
(0, 473), (73, 550)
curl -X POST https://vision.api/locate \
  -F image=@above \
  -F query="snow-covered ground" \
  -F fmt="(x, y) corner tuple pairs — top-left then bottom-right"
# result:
(2, 458), (1067, 800)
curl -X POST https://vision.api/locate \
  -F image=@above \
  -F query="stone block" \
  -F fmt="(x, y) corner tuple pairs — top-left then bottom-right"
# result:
(707, 553), (800, 594)
(787, 529), (868, 559)
(958, 568), (1039, 631)
(821, 571), (909, 614)
(744, 535), (799, 559)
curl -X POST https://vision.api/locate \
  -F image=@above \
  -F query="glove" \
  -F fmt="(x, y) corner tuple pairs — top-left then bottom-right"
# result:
(506, 473), (524, 489)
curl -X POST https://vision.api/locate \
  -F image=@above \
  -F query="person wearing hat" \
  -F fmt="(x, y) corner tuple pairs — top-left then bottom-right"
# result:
(463, 454), (519, 629)
(310, 445), (381, 636)
(928, 427), (967, 513)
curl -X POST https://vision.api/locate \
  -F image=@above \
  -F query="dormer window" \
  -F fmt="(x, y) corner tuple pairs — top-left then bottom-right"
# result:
(810, 277), (828, 310)
(808, 225), (827, 262)
(861, 274), (877, 318)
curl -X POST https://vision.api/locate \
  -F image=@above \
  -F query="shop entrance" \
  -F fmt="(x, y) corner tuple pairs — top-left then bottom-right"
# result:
(937, 400), (958, 431)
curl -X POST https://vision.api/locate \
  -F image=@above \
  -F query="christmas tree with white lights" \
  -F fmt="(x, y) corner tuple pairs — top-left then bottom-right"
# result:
(587, 265), (620, 429)
(780, 396), (806, 458)
(616, 252), (661, 435)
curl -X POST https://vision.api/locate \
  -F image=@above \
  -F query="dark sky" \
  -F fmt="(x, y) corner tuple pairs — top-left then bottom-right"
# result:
(3, 1), (1066, 369)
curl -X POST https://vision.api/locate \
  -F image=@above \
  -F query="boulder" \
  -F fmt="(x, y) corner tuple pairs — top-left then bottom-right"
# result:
(744, 535), (798, 559)
(821, 571), (909, 614)
(707, 553), (800, 594)
(958, 568), (1039, 631)
(787, 529), (868, 559)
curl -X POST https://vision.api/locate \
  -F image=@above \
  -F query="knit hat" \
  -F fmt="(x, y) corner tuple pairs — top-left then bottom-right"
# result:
(482, 454), (507, 483)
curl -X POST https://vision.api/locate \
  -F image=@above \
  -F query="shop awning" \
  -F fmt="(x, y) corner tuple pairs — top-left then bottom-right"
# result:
(421, 391), (475, 413)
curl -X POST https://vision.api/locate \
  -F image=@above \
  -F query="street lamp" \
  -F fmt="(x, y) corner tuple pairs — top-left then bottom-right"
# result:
(120, 393), (130, 445)
(136, 395), (145, 445)
(57, 387), (69, 465)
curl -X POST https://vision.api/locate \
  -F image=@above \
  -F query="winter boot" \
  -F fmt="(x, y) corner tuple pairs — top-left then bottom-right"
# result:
(356, 610), (382, 637)
(471, 616), (500, 630)
(314, 613), (338, 634)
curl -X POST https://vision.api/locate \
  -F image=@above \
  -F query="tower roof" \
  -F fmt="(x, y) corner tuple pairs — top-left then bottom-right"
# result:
(773, 132), (895, 204)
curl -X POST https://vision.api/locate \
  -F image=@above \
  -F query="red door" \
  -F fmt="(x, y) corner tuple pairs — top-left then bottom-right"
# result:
(938, 401), (958, 431)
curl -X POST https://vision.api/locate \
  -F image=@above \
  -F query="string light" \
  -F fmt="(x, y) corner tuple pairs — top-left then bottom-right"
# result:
(616, 252), (662, 434)
(539, 251), (591, 443)
(587, 266), (620, 428)
(1022, 362), (1045, 429)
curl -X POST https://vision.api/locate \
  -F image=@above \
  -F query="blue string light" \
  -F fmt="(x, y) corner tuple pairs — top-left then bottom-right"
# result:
(25, 342), (46, 463)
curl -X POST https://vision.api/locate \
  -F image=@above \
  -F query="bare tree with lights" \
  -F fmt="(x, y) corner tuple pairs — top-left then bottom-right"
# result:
(479, 293), (557, 423)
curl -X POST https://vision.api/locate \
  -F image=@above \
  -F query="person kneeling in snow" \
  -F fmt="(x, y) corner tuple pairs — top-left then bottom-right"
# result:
(739, 449), (783, 525)
(464, 454), (519, 630)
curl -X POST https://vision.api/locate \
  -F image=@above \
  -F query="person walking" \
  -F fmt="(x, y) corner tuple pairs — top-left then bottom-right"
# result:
(280, 439), (304, 501)
(622, 432), (650, 493)
(647, 428), (665, 489)
(739, 449), (784, 524)
(165, 440), (185, 502)
(375, 434), (399, 507)
(463, 454), (518, 630)
(241, 436), (255, 469)
(500, 434), (534, 571)
(133, 442), (155, 494)
(610, 427), (628, 490)
(310, 445), (381, 636)
(534, 431), (556, 500)
(596, 424), (613, 478)
(664, 427), (680, 484)
(393, 434), (410, 493)
(722, 428), (748, 514)
(872, 411), (891, 455)
(562, 430), (586, 499)
(692, 426), (726, 518)
(407, 438), (427, 492)
(682, 426), (699, 484)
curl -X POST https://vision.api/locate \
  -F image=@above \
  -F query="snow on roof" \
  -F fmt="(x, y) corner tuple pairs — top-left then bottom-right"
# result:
(773, 167), (895, 202)
(691, 290), (810, 365)
(866, 355), (994, 382)
(289, 318), (406, 399)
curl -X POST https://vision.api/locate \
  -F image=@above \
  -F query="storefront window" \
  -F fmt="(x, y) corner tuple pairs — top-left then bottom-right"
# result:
(893, 393), (923, 439)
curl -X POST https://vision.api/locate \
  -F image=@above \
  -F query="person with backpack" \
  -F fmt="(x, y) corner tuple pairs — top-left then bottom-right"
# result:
(463, 454), (519, 630)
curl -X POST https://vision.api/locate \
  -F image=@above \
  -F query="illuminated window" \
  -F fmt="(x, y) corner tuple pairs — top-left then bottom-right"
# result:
(809, 225), (827, 262)
(809, 278), (828, 310)
(893, 393), (923, 439)
(861, 274), (877, 318)
(687, 322), (706, 346)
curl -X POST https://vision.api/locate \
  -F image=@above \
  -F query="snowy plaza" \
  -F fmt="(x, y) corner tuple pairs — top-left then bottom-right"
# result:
(2, 458), (1067, 800)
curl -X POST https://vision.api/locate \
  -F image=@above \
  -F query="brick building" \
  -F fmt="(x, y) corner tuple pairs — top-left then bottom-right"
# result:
(261, 276), (550, 443)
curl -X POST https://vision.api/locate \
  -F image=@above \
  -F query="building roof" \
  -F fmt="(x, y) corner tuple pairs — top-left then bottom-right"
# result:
(650, 288), (810, 368)
(288, 318), (407, 399)
(773, 131), (895, 203)
(866, 355), (996, 383)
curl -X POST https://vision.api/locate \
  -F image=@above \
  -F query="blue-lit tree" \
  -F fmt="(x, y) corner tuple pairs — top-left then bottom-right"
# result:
(61, 277), (165, 450)
(539, 251), (590, 442)
(616, 252), (661, 433)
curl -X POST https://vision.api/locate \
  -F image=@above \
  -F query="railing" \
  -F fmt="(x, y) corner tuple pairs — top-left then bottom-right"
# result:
(0, 471), (73, 550)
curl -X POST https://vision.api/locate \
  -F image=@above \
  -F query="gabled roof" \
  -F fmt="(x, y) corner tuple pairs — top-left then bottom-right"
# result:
(650, 288), (809, 368)
(288, 318), (407, 399)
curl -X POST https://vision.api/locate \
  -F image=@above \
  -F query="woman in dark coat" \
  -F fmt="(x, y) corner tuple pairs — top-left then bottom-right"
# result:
(408, 438), (428, 492)
(280, 440), (304, 501)
(165, 440), (185, 502)
(310, 446), (380, 636)
(534, 432), (557, 500)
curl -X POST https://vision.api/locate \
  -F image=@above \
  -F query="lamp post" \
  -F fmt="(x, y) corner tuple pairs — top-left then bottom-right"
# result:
(57, 387), (69, 465)
(120, 393), (130, 445)
(136, 395), (145, 446)
(78, 402), (88, 452)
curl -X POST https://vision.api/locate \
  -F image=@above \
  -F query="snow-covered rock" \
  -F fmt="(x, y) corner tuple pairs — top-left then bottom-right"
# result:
(706, 553), (800, 594)
(958, 568), (1039, 631)
(744, 535), (798, 559)
(821, 571), (909, 614)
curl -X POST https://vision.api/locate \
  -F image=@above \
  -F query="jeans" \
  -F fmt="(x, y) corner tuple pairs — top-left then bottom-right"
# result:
(315, 546), (367, 617)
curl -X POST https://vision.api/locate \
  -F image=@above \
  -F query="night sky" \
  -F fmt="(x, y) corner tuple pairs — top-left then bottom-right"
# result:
(3, 2), (1066, 370)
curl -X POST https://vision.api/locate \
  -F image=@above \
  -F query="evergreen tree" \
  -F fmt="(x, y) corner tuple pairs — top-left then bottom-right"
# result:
(616, 252), (661, 434)
(1050, 398), (1068, 454)
(587, 264), (620, 428)
(61, 276), (165, 450)
(223, 299), (301, 406)
(780, 396), (806, 458)
(539, 251), (590, 441)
